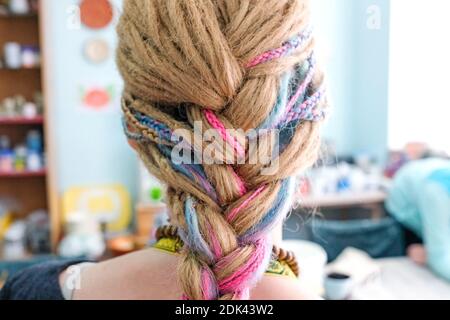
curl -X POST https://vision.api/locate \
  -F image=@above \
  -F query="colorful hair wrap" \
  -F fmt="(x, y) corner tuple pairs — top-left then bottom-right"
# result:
(226, 185), (267, 222)
(281, 86), (327, 125)
(229, 167), (247, 196)
(203, 109), (245, 158)
(118, 2), (328, 299)
(246, 27), (313, 68)
(158, 145), (219, 203)
(241, 177), (296, 242)
(131, 109), (173, 142)
(216, 239), (270, 293)
(183, 196), (216, 264)
(281, 55), (317, 122)
(252, 53), (325, 137)
(258, 72), (292, 130)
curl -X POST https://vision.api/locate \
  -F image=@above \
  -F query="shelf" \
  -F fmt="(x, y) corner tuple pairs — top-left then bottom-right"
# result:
(0, 13), (38, 18)
(300, 190), (387, 208)
(0, 66), (40, 71)
(0, 116), (43, 125)
(0, 169), (46, 178)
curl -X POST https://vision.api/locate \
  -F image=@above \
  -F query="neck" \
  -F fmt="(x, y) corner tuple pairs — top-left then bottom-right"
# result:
(271, 223), (283, 246)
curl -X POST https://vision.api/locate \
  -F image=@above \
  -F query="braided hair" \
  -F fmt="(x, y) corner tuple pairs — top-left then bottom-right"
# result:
(117, 0), (327, 300)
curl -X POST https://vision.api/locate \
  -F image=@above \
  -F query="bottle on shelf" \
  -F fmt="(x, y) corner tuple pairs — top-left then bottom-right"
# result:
(0, 93), (43, 120)
(13, 145), (27, 172)
(3, 42), (22, 69)
(0, 130), (44, 174)
(0, 136), (14, 172)
(26, 130), (43, 171)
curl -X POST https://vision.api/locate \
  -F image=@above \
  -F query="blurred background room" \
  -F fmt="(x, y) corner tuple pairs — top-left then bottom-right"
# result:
(0, 0), (449, 300)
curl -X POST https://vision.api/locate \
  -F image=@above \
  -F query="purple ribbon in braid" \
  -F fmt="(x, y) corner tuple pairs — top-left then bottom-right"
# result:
(246, 27), (313, 68)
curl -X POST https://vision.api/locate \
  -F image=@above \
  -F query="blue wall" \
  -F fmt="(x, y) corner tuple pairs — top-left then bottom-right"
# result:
(352, 0), (390, 163)
(312, 0), (356, 156)
(313, 0), (390, 162)
(43, 0), (138, 199)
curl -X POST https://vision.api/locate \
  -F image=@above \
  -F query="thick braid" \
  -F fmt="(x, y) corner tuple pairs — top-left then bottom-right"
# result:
(117, 0), (328, 300)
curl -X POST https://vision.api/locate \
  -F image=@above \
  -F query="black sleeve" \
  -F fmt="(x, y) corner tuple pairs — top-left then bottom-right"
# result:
(0, 259), (88, 300)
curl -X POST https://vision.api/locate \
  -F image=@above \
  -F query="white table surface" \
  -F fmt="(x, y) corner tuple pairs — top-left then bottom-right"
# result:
(353, 257), (450, 300)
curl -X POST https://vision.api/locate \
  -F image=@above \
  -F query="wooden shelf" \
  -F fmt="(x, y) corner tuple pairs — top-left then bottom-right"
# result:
(0, 66), (41, 71)
(300, 191), (387, 208)
(0, 13), (38, 18)
(0, 116), (44, 125)
(0, 2), (57, 250)
(0, 169), (46, 178)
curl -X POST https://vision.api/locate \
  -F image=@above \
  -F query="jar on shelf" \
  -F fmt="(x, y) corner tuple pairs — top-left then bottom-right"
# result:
(21, 45), (40, 68)
(9, 0), (29, 15)
(22, 102), (38, 118)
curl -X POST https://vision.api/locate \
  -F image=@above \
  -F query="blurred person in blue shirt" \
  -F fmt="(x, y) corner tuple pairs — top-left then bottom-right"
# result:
(386, 158), (450, 281)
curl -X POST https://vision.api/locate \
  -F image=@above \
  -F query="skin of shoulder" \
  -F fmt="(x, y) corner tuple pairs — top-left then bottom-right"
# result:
(62, 248), (320, 300)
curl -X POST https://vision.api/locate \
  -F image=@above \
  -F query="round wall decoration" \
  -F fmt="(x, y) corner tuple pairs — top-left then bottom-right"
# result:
(84, 38), (110, 64)
(80, 0), (113, 30)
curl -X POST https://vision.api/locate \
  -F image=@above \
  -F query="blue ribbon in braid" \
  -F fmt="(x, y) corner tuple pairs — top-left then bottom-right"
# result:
(240, 177), (297, 243)
(158, 145), (219, 203)
(183, 196), (215, 263)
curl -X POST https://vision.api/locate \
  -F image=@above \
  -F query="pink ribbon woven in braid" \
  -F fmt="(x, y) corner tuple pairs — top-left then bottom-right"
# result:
(227, 185), (267, 222)
(282, 55), (316, 120)
(283, 86), (326, 124)
(245, 27), (313, 68)
(203, 109), (245, 158)
(229, 167), (247, 196)
(216, 239), (269, 294)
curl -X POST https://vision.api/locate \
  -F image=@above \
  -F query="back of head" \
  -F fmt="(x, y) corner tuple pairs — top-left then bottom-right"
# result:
(117, 0), (327, 300)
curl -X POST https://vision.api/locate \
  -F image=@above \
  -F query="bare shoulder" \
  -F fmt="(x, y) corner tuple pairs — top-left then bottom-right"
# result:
(64, 249), (320, 300)
(69, 248), (181, 300)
